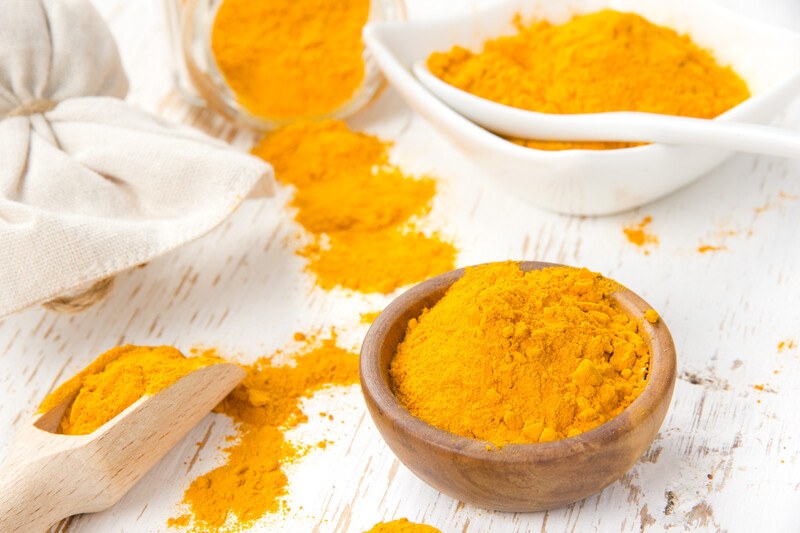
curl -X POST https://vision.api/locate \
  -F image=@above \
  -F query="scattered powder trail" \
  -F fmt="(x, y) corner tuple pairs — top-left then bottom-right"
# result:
(168, 335), (359, 532)
(252, 120), (456, 293)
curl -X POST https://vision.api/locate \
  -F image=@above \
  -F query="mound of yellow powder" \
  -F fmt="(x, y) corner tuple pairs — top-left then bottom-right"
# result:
(429, 10), (750, 150)
(365, 518), (442, 533)
(169, 335), (359, 532)
(212, 0), (370, 119)
(390, 262), (651, 446)
(39, 345), (221, 436)
(252, 120), (457, 293)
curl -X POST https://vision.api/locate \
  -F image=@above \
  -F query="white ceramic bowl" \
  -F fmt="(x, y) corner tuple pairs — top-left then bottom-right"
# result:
(363, 0), (800, 215)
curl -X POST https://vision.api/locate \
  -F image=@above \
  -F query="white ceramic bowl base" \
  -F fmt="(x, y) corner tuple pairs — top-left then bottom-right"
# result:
(363, 0), (800, 215)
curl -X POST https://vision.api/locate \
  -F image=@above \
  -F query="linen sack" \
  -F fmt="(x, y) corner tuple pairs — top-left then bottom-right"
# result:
(0, 0), (272, 318)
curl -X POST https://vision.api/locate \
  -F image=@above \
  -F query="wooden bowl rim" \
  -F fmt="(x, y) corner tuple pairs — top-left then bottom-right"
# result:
(360, 261), (677, 464)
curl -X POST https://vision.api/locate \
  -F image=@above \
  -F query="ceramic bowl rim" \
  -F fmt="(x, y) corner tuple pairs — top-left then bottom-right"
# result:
(363, 0), (800, 158)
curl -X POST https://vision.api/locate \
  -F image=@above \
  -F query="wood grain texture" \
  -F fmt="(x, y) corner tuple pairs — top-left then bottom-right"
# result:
(0, 0), (798, 531)
(0, 363), (243, 532)
(360, 262), (676, 511)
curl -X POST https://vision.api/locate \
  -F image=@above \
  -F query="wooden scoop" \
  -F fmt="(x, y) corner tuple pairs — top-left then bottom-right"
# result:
(361, 262), (677, 511)
(0, 362), (244, 532)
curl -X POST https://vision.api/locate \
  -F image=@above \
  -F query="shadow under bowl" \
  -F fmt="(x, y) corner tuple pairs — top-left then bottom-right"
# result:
(360, 261), (677, 512)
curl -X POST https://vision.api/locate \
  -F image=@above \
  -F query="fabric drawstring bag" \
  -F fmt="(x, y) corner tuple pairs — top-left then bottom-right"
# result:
(0, 0), (273, 318)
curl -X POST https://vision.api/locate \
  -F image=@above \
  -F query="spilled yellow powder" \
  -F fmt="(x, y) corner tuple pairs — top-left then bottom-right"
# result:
(303, 230), (456, 293)
(755, 191), (800, 215)
(698, 244), (726, 254)
(364, 518), (442, 533)
(777, 339), (796, 352)
(390, 262), (651, 446)
(644, 309), (660, 324)
(211, 0), (370, 119)
(361, 310), (382, 325)
(169, 335), (359, 532)
(624, 216), (659, 252)
(252, 120), (457, 293)
(38, 345), (221, 436)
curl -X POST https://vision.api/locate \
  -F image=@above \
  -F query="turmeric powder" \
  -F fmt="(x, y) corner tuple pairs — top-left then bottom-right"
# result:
(212, 0), (370, 119)
(252, 120), (456, 293)
(361, 310), (382, 325)
(428, 10), (750, 150)
(364, 519), (442, 533)
(514, 139), (642, 151)
(38, 345), (221, 436)
(624, 216), (659, 252)
(390, 262), (651, 446)
(169, 334), (359, 532)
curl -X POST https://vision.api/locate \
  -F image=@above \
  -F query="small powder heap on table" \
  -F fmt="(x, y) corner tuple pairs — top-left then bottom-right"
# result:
(212, 0), (370, 119)
(390, 262), (652, 446)
(624, 216), (659, 252)
(39, 345), (221, 436)
(253, 120), (456, 293)
(428, 10), (750, 150)
(777, 339), (795, 352)
(364, 518), (442, 532)
(698, 244), (726, 254)
(169, 335), (359, 532)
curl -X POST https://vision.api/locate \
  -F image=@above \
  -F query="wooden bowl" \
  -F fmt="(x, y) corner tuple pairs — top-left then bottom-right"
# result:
(360, 261), (677, 512)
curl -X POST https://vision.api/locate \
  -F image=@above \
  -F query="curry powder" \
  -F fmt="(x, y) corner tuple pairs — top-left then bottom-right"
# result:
(428, 10), (750, 150)
(390, 262), (653, 446)
(169, 336), (359, 531)
(212, 0), (369, 119)
(39, 345), (220, 436)
(252, 120), (456, 293)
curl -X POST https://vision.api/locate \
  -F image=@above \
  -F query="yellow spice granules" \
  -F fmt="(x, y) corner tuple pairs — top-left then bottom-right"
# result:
(364, 518), (442, 532)
(390, 262), (651, 446)
(514, 139), (643, 151)
(698, 244), (726, 254)
(624, 216), (659, 252)
(39, 345), (221, 436)
(777, 339), (796, 352)
(169, 335), (359, 532)
(212, 0), (370, 119)
(252, 120), (456, 293)
(428, 10), (750, 150)
(360, 310), (382, 325)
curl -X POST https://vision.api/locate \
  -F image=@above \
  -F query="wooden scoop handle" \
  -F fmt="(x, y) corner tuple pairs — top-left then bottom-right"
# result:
(0, 444), (85, 532)
(0, 362), (244, 531)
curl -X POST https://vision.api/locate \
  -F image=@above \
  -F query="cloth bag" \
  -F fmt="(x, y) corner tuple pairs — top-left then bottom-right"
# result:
(0, 0), (272, 318)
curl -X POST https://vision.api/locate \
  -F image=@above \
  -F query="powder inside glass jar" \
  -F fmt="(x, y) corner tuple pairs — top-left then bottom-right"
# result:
(211, 0), (370, 119)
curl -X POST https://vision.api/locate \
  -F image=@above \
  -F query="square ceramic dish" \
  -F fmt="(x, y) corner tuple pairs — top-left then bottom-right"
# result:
(363, 0), (800, 215)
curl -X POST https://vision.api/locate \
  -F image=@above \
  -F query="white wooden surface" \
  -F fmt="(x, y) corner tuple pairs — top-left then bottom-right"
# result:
(2, 0), (799, 531)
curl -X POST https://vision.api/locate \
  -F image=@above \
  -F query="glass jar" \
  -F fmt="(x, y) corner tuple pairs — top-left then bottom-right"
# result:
(163, 0), (406, 130)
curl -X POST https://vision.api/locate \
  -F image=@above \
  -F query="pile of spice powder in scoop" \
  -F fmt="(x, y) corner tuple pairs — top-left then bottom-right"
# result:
(428, 10), (750, 150)
(168, 334), (359, 532)
(390, 262), (653, 446)
(252, 120), (457, 293)
(211, 0), (369, 119)
(38, 345), (221, 435)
